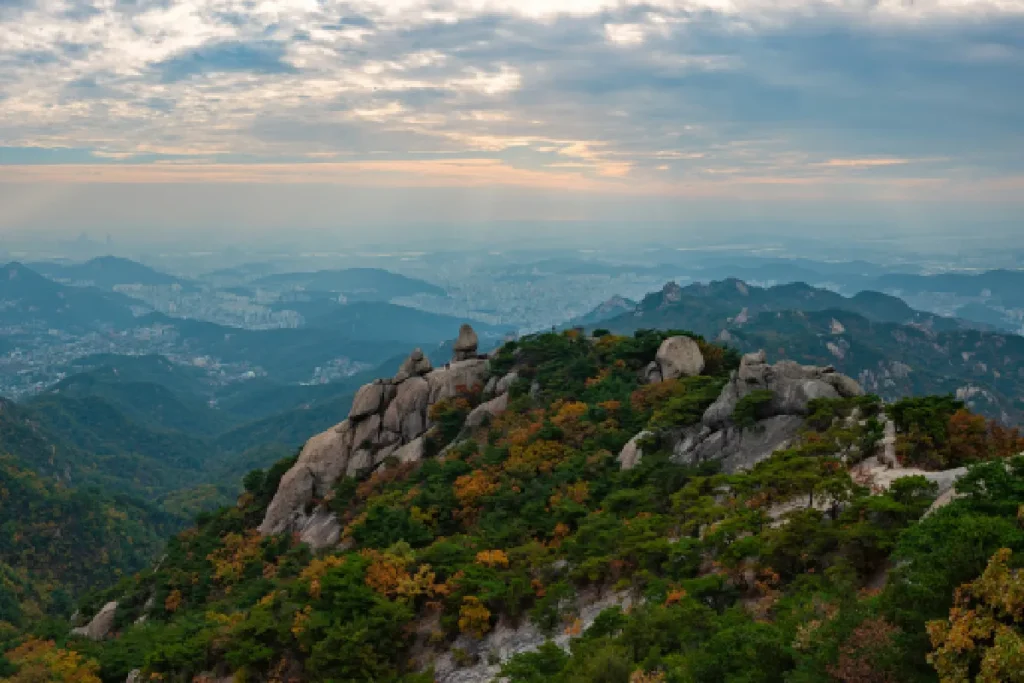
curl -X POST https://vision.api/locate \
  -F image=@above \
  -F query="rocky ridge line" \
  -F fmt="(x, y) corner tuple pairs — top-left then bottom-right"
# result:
(258, 325), (517, 549)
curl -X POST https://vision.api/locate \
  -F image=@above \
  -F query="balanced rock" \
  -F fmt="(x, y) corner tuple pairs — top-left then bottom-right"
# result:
(396, 348), (432, 381)
(453, 323), (479, 361)
(71, 601), (118, 640)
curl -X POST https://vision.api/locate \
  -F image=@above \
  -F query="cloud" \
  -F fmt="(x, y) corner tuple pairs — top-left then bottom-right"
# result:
(0, 0), (1021, 220)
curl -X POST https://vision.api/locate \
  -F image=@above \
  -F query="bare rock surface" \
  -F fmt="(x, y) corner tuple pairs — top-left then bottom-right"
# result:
(260, 330), (494, 548)
(617, 430), (653, 471)
(71, 601), (118, 640)
(453, 323), (480, 361)
(656, 336), (706, 380)
(625, 350), (864, 473)
(426, 589), (634, 683)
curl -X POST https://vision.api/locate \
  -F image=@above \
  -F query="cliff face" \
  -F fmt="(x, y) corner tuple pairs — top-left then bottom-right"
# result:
(258, 325), (516, 548)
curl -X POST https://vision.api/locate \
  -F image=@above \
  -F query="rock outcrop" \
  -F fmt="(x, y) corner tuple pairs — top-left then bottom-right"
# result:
(259, 330), (510, 549)
(642, 335), (705, 383)
(453, 324), (479, 361)
(672, 351), (863, 472)
(617, 431), (652, 470)
(622, 350), (864, 473)
(71, 601), (118, 640)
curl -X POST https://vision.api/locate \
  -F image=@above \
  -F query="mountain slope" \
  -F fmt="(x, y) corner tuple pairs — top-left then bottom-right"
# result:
(590, 280), (1022, 423)
(53, 329), (1024, 683)
(29, 256), (190, 290)
(0, 263), (139, 331)
(253, 267), (446, 300)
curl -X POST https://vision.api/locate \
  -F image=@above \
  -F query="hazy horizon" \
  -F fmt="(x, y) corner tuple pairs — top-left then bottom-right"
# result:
(1, 0), (1022, 238)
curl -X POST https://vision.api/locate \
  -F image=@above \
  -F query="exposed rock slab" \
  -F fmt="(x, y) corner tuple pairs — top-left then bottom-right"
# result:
(259, 329), (491, 549)
(71, 601), (118, 640)
(617, 430), (653, 471)
(465, 393), (509, 429)
(671, 416), (806, 473)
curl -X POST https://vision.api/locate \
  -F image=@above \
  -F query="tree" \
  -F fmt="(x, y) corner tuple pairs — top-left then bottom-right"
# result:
(928, 548), (1024, 682)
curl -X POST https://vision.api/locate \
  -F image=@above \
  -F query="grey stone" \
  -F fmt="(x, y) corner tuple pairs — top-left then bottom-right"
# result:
(350, 383), (386, 419)
(453, 323), (479, 361)
(299, 509), (341, 550)
(465, 393), (509, 429)
(396, 348), (433, 381)
(617, 430), (653, 470)
(394, 437), (426, 464)
(258, 421), (354, 536)
(495, 371), (519, 395)
(672, 415), (805, 473)
(656, 336), (705, 380)
(71, 601), (118, 640)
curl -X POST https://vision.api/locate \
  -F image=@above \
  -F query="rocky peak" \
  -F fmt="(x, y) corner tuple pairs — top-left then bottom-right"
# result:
(258, 325), (510, 549)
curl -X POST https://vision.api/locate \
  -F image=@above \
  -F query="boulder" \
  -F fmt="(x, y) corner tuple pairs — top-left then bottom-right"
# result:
(465, 393), (509, 429)
(71, 601), (118, 640)
(258, 421), (354, 535)
(396, 348), (433, 381)
(672, 416), (805, 473)
(393, 436), (426, 464)
(350, 382), (386, 420)
(655, 336), (705, 380)
(495, 371), (519, 396)
(665, 350), (863, 473)
(618, 431), (653, 471)
(427, 359), (489, 405)
(453, 323), (479, 361)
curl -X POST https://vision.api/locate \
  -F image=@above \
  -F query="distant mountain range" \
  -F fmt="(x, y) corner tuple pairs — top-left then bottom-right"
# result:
(0, 262), (139, 331)
(29, 255), (192, 290)
(252, 267), (446, 300)
(586, 279), (1024, 424)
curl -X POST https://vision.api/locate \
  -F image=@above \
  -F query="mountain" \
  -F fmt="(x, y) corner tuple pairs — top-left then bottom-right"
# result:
(29, 256), (190, 290)
(597, 279), (960, 334)
(0, 262), (139, 331)
(50, 328), (1024, 683)
(874, 268), (1024, 307)
(590, 280), (1023, 424)
(0, 454), (176, 624)
(569, 295), (637, 327)
(253, 267), (446, 300)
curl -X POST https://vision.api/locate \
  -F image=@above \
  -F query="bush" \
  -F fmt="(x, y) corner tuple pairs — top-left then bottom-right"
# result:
(733, 390), (775, 428)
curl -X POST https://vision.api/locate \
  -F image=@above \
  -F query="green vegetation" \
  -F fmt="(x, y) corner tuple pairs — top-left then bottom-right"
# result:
(2, 328), (1023, 683)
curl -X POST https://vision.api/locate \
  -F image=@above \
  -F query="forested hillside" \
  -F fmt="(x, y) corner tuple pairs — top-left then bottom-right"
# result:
(8, 328), (1023, 683)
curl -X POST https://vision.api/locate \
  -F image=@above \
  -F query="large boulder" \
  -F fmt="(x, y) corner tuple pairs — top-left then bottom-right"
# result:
(465, 393), (509, 429)
(453, 323), (479, 361)
(395, 348), (433, 382)
(427, 359), (489, 405)
(655, 336), (705, 380)
(258, 421), (354, 536)
(71, 601), (118, 640)
(672, 416), (805, 473)
(350, 382), (387, 420)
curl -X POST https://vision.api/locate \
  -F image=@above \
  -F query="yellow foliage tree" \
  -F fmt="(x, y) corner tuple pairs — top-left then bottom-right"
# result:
(928, 548), (1024, 682)
(4, 639), (101, 683)
(458, 596), (492, 638)
(475, 549), (510, 569)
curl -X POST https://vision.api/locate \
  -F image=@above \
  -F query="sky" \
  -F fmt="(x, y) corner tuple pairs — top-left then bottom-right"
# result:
(0, 0), (1022, 241)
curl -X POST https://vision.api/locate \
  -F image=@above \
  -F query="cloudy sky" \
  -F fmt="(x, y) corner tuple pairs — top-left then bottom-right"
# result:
(1, 0), (1022, 239)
